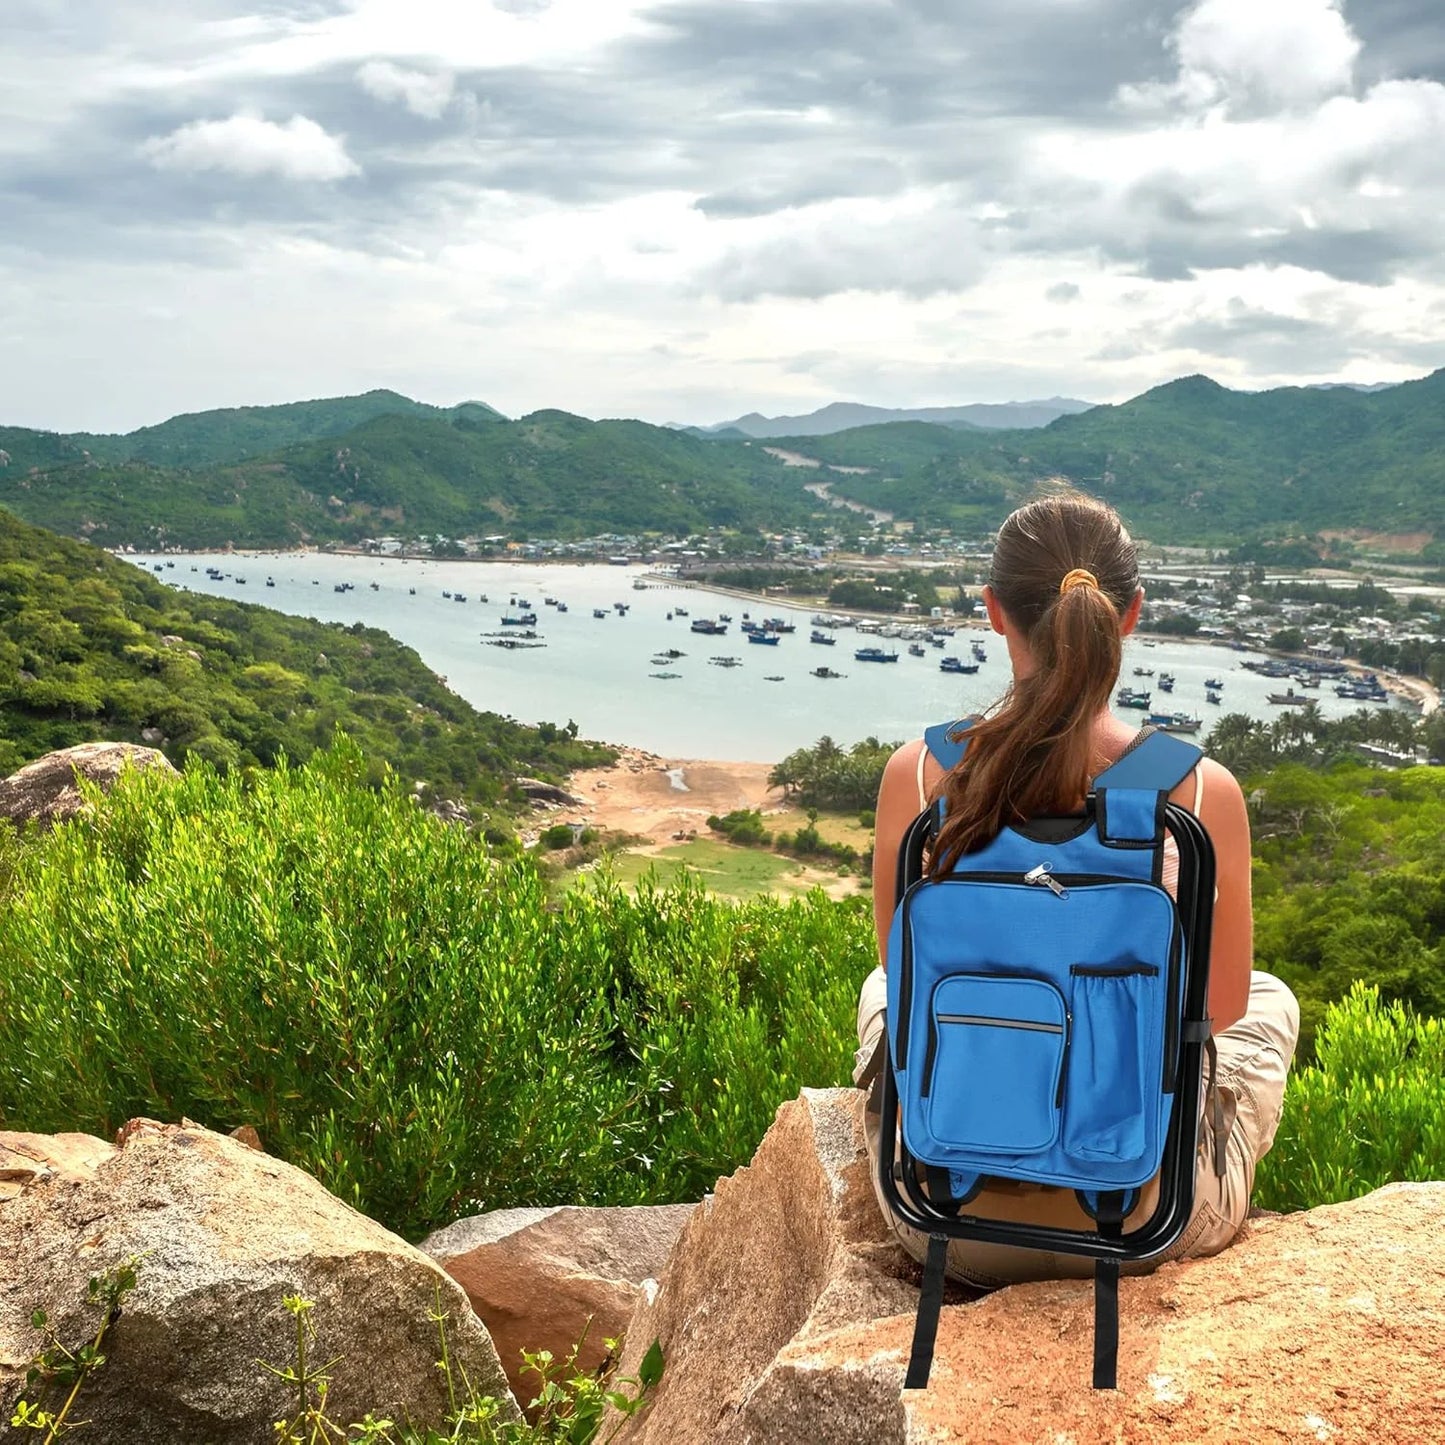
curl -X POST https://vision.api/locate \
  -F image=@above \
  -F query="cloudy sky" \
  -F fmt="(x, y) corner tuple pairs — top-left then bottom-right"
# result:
(4, 0), (1444, 433)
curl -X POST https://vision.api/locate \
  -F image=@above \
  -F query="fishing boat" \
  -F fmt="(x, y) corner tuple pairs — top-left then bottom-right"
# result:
(810, 630), (836, 645)
(1158, 673), (1175, 692)
(501, 612), (537, 626)
(763, 618), (796, 633)
(763, 675), (785, 682)
(1132, 666), (1154, 677)
(614, 602), (629, 615)
(673, 606), (689, 617)
(690, 618), (728, 634)
(408, 587), (416, 595)
(544, 596), (558, 606)
(940, 657), (979, 674)
(855, 646), (900, 663)
(1204, 677), (1224, 689)
(1266, 689), (1310, 706)
(718, 613), (732, 623)
(369, 581), (379, 591)
(1115, 688), (1152, 709)
(747, 631), (780, 645)
(1206, 688), (1223, 705)
(907, 642), (926, 657)
(1146, 712), (1202, 734)
(593, 608), (608, 619)
(655, 648), (684, 659)
(811, 666), (843, 679)
(453, 593), (467, 603)
(971, 640), (987, 661)
(556, 603), (568, 613)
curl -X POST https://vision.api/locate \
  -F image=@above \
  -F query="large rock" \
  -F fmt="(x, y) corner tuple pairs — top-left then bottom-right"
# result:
(610, 1088), (1445, 1444)
(0, 1120), (519, 1442)
(423, 1203), (696, 1407)
(0, 742), (175, 826)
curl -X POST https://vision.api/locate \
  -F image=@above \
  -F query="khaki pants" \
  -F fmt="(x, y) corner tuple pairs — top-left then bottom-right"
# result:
(854, 967), (1300, 1287)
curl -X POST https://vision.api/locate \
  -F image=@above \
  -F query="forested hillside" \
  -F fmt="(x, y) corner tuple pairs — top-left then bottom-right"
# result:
(802, 369), (1445, 545)
(0, 511), (606, 814)
(0, 409), (821, 548)
(69, 390), (505, 469)
(6, 371), (1445, 548)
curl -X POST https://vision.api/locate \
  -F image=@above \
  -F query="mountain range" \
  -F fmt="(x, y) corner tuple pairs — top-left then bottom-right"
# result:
(3, 370), (1444, 552)
(697, 397), (1095, 437)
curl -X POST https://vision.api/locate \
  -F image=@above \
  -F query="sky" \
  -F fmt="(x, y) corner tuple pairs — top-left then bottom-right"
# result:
(3, 0), (1445, 433)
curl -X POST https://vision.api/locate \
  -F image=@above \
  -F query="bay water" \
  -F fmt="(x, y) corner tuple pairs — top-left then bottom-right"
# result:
(133, 553), (1401, 762)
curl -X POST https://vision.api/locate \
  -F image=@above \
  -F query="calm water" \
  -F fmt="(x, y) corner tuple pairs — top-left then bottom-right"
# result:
(132, 553), (1403, 762)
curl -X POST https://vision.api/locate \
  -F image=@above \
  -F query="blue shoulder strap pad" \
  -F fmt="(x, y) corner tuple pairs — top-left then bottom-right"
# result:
(1093, 731), (1203, 847)
(922, 718), (971, 771)
(1093, 731), (1202, 792)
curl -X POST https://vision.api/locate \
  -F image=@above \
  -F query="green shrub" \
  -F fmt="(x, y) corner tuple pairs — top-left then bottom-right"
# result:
(705, 809), (771, 847)
(1254, 983), (1445, 1213)
(540, 823), (576, 850)
(0, 741), (868, 1240)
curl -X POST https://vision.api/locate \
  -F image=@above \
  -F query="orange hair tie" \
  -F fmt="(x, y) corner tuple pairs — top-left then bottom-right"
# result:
(1059, 568), (1098, 596)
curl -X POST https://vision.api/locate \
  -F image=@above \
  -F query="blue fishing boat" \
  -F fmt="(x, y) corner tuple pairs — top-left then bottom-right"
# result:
(1115, 688), (1151, 709)
(810, 630), (836, 645)
(940, 657), (979, 674)
(855, 646), (900, 663)
(747, 631), (780, 645)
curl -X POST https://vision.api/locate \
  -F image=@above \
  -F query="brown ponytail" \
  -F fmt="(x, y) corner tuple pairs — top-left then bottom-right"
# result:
(929, 487), (1139, 876)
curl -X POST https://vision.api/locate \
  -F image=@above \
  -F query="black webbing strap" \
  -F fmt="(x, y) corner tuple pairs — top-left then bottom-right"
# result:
(905, 1233), (950, 1390)
(1092, 1192), (1126, 1390)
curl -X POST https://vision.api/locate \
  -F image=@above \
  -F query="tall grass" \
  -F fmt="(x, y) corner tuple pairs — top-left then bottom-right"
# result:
(0, 741), (869, 1239)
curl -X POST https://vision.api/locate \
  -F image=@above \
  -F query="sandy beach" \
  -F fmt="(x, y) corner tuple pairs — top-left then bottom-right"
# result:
(568, 745), (782, 844)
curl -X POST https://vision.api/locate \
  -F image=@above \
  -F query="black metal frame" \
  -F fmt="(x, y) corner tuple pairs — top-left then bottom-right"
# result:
(877, 800), (1217, 1264)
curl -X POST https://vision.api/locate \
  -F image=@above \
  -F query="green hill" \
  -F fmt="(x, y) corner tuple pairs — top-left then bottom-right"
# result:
(70, 390), (506, 469)
(0, 510), (607, 816)
(803, 369), (1445, 545)
(0, 409), (821, 548)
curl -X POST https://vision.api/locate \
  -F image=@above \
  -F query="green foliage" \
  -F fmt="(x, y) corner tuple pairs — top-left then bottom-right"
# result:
(705, 809), (772, 846)
(0, 745), (868, 1240)
(1255, 984), (1445, 1212)
(0, 510), (608, 814)
(769, 736), (897, 812)
(11, 1255), (143, 1439)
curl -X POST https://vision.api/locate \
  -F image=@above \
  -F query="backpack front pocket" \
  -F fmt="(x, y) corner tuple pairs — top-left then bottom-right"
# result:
(922, 973), (1067, 1154)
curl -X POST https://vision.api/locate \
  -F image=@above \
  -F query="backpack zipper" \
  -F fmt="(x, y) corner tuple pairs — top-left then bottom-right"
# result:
(897, 870), (1175, 1073)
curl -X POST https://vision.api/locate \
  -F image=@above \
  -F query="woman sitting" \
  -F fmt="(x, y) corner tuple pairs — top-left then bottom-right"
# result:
(855, 486), (1300, 1283)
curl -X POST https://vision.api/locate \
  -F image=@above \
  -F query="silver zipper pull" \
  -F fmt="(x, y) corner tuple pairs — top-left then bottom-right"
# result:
(1024, 863), (1068, 898)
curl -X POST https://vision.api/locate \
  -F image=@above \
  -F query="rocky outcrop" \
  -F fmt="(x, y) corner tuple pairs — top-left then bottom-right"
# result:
(423, 1203), (695, 1406)
(610, 1089), (1445, 1445)
(0, 1120), (518, 1442)
(0, 742), (176, 827)
(516, 777), (582, 807)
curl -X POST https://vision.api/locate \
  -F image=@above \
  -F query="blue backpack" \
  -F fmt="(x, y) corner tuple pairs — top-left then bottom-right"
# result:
(879, 720), (1219, 1390)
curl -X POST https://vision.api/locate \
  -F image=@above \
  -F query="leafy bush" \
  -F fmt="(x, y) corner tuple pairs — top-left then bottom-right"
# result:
(1254, 983), (1445, 1213)
(540, 823), (577, 850)
(705, 809), (772, 846)
(0, 741), (867, 1240)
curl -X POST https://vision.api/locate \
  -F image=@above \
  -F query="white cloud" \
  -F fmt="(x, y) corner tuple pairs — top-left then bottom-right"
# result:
(356, 60), (455, 119)
(141, 113), (360, 181)
(1123, 0), (1358, 115)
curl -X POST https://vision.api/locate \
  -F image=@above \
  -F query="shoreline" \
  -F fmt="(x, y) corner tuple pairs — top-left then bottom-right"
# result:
(130, 547), (1441, 724)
